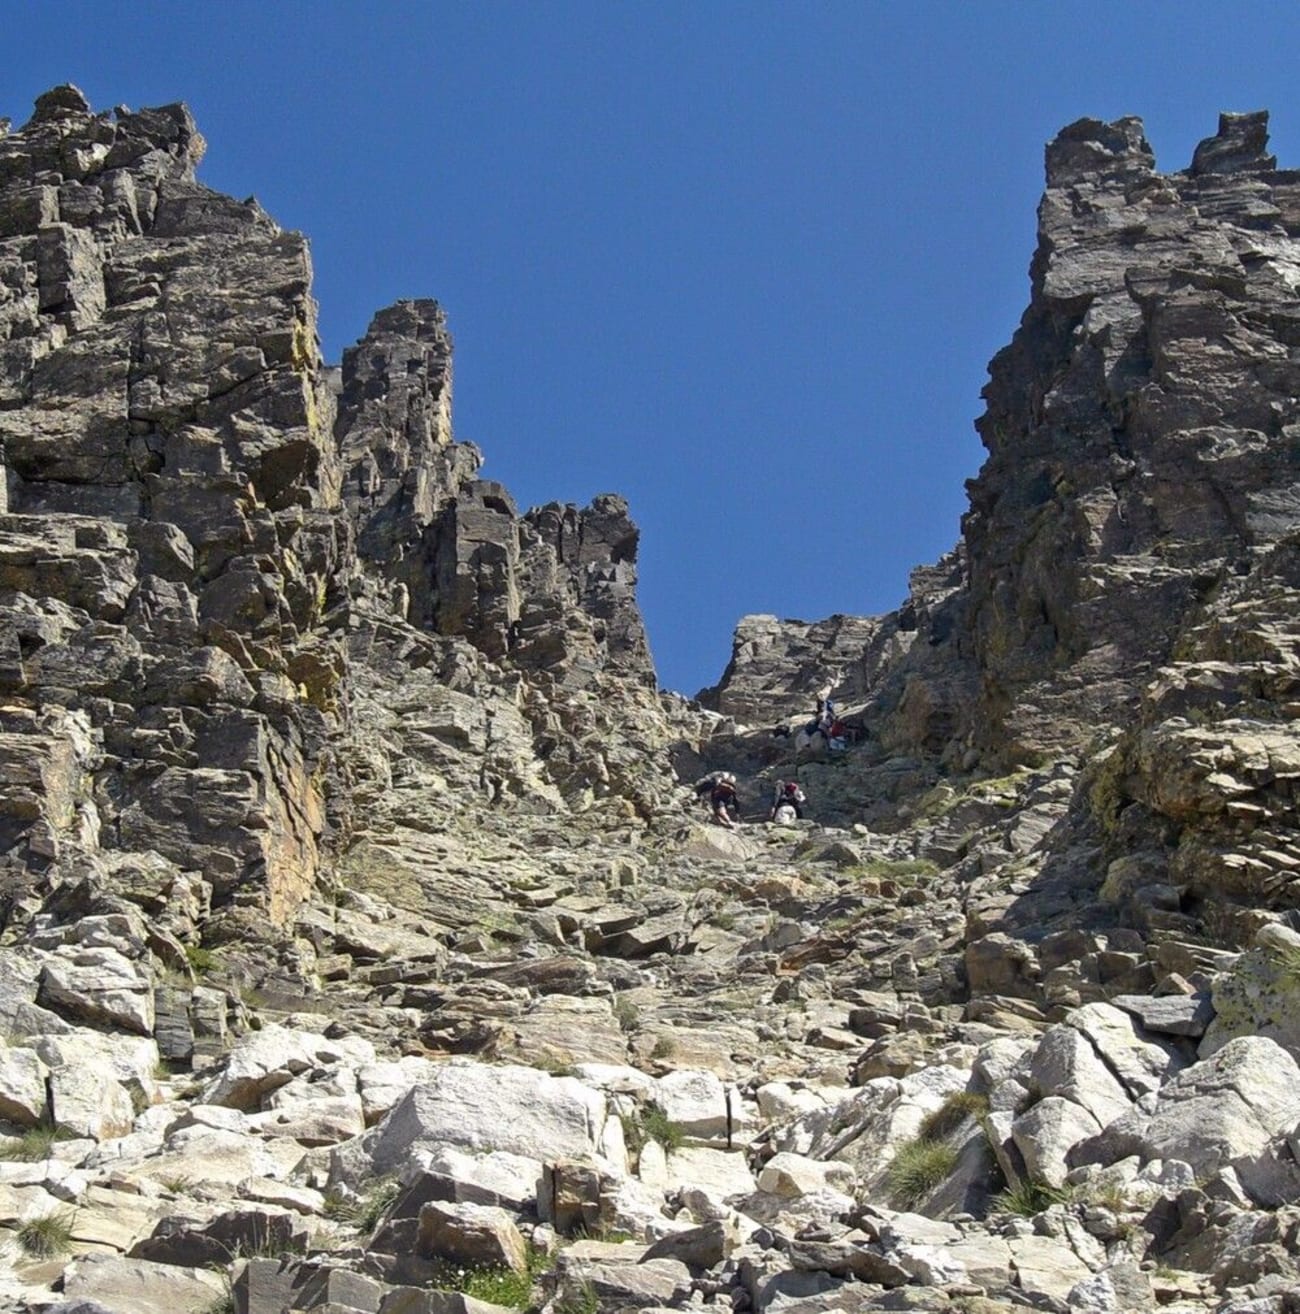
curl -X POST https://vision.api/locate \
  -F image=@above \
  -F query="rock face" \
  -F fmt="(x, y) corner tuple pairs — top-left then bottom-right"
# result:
(0, 86), (672, 934)
(9, 86), (1300, 1314)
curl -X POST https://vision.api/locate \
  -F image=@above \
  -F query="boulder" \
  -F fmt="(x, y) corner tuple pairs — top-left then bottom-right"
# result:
(335, 1062), (609, 1180)
(57, 1254), (228, 1314)
(415, 1199), (528, 1272)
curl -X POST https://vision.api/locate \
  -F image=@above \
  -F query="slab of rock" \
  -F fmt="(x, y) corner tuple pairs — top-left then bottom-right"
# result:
(1064, 1002), (1185, 1101)
(415, 1199), (528, 1272)
(1028, 1023), (1134, 1127)
(1012, 1095), (1103, 1189)
(0, 1044), (48, 1125)
(1080, 1035), (1300, 1183)
(756, 1151), (856, 1199)
(58, 1253), (228, 1314)
(37, 947), (154, 1034)
(337, 1061), (608, 1180)
(1112, 992), (1214, 1038)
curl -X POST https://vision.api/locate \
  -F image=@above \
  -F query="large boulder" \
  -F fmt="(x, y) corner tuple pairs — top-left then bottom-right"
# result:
(333, 1061), (609, 1180)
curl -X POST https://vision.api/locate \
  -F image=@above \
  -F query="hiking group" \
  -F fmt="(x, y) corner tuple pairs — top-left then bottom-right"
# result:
(690, 686), (851, 828)
(691, 771), (806, 828)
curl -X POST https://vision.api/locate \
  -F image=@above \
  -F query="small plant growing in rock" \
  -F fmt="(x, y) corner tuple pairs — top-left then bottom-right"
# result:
(185, 944), (219, 974)
(1266, 939), (1300, 990)
(458, 1264), (535, 1308)
(325, 1177), (401, 1233)
(918, 1090), (989, 1142)
(198, 1271), (236, 1314)
(0, 1118), (64, 1162)
(996, 1177), (1072, 1216)
(612, 996), (640, 1033)
(649, 1035), (676, 1060)
(17, 1208), (76, 1258)
(554, 1278), (600, 1314)
(885, 1136), (959, 1208)
(640, 1104), (685, 1152)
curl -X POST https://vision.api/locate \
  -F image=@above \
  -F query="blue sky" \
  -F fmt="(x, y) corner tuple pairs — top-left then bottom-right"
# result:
(10, 2), (1300, 695)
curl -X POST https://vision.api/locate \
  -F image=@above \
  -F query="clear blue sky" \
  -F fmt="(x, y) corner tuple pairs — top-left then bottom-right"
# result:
(10, 2), (1300, 695)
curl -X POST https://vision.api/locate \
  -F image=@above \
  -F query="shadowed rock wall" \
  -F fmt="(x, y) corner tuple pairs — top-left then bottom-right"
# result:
(0, 87), (673, 927)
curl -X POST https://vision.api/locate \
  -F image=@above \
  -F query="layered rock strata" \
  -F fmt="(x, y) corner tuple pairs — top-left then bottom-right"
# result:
(0, 87), (672, 933)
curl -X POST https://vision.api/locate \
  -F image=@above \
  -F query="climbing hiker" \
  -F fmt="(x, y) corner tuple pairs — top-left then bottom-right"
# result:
(692, 770), (731, 809)
(709, 773), (740, 828)
(816, 693), (836, 736)
(770, 778), (806, 823)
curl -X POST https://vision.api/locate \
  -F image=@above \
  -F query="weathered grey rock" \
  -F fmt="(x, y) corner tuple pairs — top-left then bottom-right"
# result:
(335, 1062), (609, 1180)
(415, 1199), (528, 1272)
(57, 1254), (228, 1314)
(1078, 1035), (1300, 1188)
(1112, 992), (1214, 1039)
(37, 946), (154, 1034)
(0, 1042), (47, 1125)
(1012, 1095), (1102, 1190)
(130, 1205), (308, 1267)
(1203, 924), (1300, 1061)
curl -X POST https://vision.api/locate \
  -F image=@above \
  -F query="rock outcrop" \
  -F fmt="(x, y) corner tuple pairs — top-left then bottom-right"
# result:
(0, 86), (674, 940)
(7, 85), (1300, 1314)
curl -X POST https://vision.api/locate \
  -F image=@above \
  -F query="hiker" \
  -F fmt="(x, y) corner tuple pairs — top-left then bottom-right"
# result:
(816, 694), (836, 736)
(770, 778), (806, 822)
(709, 773), (740, 828)
(692, 770), (730, 808)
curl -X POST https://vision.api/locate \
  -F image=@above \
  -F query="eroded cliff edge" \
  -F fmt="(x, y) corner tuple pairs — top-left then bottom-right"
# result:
(0, 85), (682, 935)
(708, 109), (1300, 953)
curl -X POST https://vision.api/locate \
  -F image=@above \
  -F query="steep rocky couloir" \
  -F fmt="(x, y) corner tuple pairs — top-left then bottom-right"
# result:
(9, 87), (1300, 1314)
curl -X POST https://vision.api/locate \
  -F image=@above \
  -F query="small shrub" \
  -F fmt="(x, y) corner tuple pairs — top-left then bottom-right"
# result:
(158, 1172), (196, 1195)
(996, 1177), (1072, 1216)
(886, 1137), (959, 1207)
(918, 1090), (990, 1142)
(641, 1104), (685, 1153)
(17, 1209), (76, 1258)
(198, 1274), (236, 1314)
(325, 1177), (401, 1232)
(0, 1119), (62, 1162)
(555, 1279), (599, 1314)
(649, 1035), (675, 1060)
(621, 1111), (646, 1159)
(612, 997), (639, 1033)
(185, 944), (219, 974)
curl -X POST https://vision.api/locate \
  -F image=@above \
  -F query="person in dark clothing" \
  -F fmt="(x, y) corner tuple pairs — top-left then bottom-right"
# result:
(709, 774), (740, 828)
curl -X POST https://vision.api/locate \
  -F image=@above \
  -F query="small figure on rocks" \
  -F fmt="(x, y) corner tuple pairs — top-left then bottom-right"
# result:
(770, 779), (806, 823)
(692, 770), (731, 809)
(709, 773), (740, 828)
(815, 689), (836, 737)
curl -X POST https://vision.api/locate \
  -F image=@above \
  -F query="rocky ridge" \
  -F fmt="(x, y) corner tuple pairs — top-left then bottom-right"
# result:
(0, 89), (1299, 1314)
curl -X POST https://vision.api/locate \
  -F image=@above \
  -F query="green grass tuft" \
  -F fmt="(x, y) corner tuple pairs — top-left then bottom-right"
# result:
(886, 1137), (959, 1207)
(640, 1104), (685, 1152)
(322, 1177), (401, 1233)
(555, 1279), (600, 1314)
(918, 1090), (989, 1142)
(185, 944), (220, 974)
(996, 1177), (1072, 1216)
(0, 1119), (64, 1162)
(17, 1209), (76, 1258)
